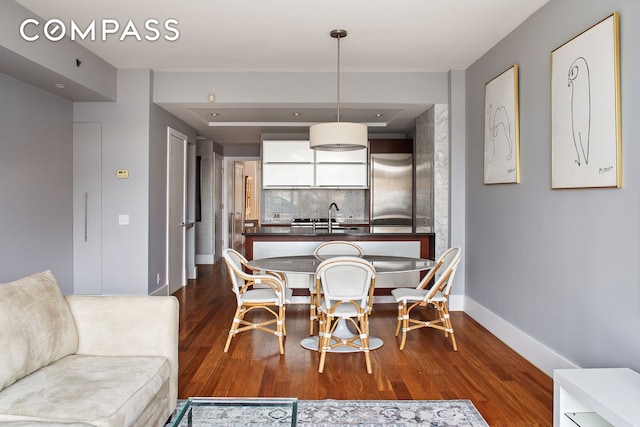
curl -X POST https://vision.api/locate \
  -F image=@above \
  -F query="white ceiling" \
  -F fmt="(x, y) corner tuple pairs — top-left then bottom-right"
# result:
(16, 0), (550, 146)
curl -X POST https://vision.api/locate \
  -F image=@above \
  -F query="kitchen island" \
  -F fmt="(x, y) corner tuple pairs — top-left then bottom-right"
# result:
(243, 226), (434, 261)
(243, 226), (435, 300)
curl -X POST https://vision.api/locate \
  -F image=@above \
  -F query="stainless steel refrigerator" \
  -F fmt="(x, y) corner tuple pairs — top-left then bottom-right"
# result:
(369, 153), (413, 233)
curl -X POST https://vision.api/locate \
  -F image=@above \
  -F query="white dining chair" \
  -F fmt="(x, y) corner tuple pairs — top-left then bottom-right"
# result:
(222, 248), (293, 354)
(309, 241), (364, 335)
(391, 247), (462, 351)
(315, 256), (376, 374)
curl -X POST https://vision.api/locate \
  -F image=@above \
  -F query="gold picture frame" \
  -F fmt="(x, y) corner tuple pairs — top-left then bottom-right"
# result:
(551, 13), (621, 189)
(484, 65), (520, 184)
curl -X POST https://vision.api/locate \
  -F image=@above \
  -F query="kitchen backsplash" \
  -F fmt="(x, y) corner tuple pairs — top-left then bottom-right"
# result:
(262, 189), (368, 223)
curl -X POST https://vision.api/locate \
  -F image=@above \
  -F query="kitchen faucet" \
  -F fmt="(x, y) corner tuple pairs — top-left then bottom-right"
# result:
(328, 202), (339, 233)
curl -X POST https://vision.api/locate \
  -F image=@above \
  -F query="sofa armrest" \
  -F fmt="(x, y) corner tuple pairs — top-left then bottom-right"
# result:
(65, 295), (179, 408)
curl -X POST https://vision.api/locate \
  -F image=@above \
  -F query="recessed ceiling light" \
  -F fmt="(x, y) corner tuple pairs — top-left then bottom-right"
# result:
(374, 113), (384, 117)
(292, 112), (302, 116)
(55, 83), (65, 89)
(210, 113), (220, 116)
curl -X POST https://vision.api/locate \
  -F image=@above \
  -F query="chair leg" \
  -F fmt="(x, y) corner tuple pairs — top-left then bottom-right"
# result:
(394, 302), (403, 337)
(361, 315), (372, 374)
(398, 303), (409, 351)
(309, 291), (316, 335)
(442, 303), (457, 351)
(224, 306), (243, 353)
(318, 315), (330, 373)
(277, 305), (285, 355)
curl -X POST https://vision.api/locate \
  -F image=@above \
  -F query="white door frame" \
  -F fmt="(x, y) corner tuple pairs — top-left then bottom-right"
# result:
(166, 127), (188, 294)
(214, 153), (224, 261)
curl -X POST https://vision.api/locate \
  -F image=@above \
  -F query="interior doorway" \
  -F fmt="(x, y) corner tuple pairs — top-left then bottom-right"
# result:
(166, 127), (187, 295)
(214, 154), (223, 261)
(223, 159), (260, 254)
(226, 161), (245, 251)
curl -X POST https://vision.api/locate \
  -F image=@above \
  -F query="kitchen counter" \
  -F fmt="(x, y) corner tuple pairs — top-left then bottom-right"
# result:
(243, 226), (435, 261)
(245, 226), (369, 236)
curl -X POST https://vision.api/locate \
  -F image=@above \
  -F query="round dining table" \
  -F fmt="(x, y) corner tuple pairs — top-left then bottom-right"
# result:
(247, 254), (435, 352)
(247, 254), (434, 275)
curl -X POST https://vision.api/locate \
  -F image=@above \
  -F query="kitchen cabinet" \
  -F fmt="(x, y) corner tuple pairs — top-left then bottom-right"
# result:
(315, 149), (367, 163)
(262, 141), (314, 187)
(262, 163), (314, 187)
(315, 164), (368, 187)
(315, 149), (368, 187)
(262, 140), (314, 163)
(262, 140), (368, 188)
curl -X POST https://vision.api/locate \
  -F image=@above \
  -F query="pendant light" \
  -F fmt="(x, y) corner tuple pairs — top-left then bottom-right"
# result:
(309, 29), (368, 151)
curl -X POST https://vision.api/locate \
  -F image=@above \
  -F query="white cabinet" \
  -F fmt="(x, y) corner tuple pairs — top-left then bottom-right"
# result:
(315, 149), (367, 163)
(315, 148), (368, 187)
(262, 140), (314, 163)
(262, 140), (368, 188)
(262, 141), (314, 188)
(315, 164), (368, 187)
(262, 164), (314, 187)
(554, 368), (640, 427)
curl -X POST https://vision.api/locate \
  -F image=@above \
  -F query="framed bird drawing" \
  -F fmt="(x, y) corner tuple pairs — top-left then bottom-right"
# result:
(551, 12), (621, 189)
(484, 65), (520, 184)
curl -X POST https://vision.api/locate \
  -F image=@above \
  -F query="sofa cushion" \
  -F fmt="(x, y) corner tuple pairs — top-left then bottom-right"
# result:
(0, 354), (170, 427)
(0, 271), (79, 392)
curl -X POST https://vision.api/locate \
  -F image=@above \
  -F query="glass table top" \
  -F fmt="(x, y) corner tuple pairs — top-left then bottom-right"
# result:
(247, 254), (434, 275)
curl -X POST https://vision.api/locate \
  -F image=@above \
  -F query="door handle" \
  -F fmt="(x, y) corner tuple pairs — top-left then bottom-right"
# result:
(84, 192), (88, 241)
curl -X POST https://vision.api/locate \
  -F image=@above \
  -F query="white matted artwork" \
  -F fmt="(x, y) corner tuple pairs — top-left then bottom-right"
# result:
(484, 65), (520, 184)
(551, 12), (621, 189)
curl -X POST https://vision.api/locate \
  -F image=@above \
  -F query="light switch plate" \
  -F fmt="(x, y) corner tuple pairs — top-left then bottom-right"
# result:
(118, 214), (129, 225)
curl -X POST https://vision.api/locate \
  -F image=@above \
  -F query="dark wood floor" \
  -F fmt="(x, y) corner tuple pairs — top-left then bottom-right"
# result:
(172, 261), (553, 426)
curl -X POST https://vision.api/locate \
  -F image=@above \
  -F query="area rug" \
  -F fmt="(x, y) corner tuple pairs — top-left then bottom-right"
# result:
(167, 399), (489, 426)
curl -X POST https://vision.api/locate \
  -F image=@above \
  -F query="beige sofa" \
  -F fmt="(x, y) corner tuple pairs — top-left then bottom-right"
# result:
(0, 271), (179, 426)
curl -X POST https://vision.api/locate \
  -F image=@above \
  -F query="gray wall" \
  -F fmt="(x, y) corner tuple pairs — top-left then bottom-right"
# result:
(465, 0), (640, 371)
(73, 69), (152, 294)
(0, 72), (74, 292)
(74, 69), (197, 295)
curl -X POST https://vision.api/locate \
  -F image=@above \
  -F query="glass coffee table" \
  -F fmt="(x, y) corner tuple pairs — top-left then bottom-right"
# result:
(170, 397), (298, 426)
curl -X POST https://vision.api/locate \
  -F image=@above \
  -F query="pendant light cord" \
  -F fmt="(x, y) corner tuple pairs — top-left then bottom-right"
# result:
(336, 34), (341, 123)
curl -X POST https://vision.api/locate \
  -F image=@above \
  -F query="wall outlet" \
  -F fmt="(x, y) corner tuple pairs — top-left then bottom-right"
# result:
(348, 214), (355, 219)
(273, 212), (280, 219)
(118, 214), (129, 225)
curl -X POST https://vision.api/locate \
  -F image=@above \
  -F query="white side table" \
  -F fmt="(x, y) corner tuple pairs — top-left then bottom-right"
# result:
(554, 368), (640, 426)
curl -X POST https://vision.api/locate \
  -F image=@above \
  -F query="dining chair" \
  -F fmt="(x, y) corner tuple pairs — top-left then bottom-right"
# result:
(227, 247), (289, 291)
(222, 248), (293, 354)
(309, 241), (364, 335)
(315, 256), (376, 374)
(391, 247), (462, 351)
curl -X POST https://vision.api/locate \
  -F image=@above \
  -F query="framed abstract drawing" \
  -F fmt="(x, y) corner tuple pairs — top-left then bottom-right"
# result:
(484, 65), (520, 184)
(551, 12), (621, 189)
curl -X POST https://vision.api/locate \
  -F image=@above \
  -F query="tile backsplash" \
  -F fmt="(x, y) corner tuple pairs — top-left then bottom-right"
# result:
(262, 189), (368, 223)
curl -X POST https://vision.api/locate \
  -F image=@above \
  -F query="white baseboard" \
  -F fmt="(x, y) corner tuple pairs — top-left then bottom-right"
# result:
(463, 296), (577, 377)
(196, 254), (214, 264)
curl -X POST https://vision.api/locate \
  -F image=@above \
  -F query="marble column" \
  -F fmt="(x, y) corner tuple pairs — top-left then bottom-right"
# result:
(415, 105), (449, 258)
